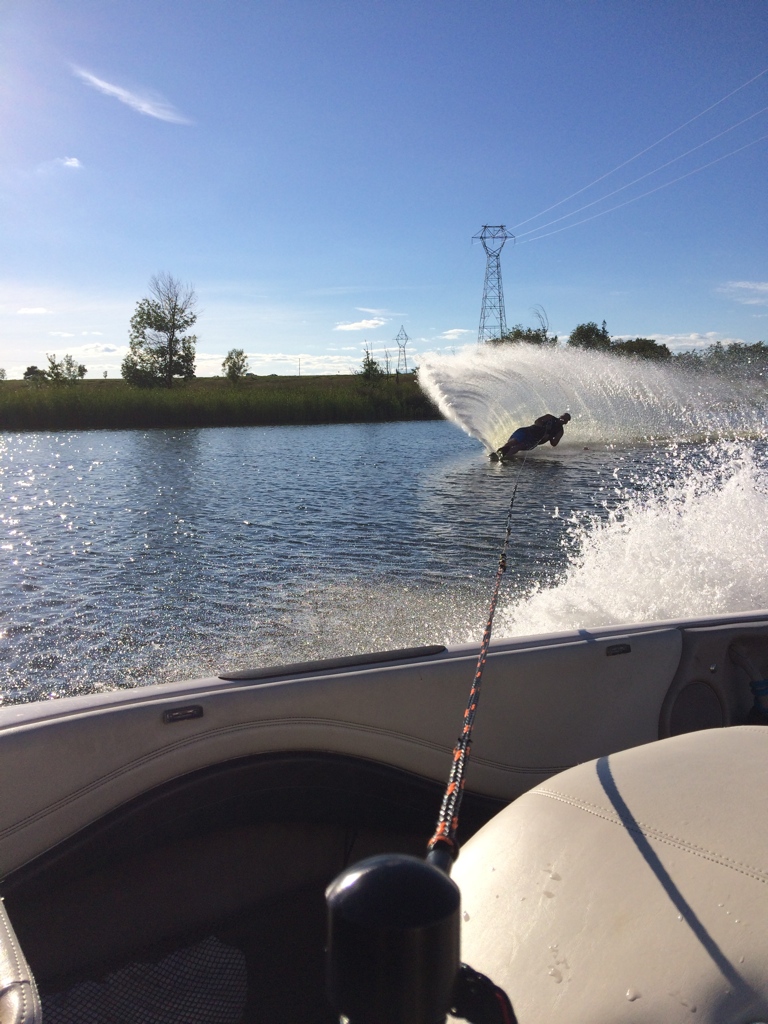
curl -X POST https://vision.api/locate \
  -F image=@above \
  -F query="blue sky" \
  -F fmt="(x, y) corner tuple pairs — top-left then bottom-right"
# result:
(1, 0), (766, 378)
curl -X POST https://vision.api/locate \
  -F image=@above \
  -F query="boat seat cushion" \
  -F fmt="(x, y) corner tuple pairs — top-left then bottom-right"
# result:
(453, 726), (768, 1024)
(0, 899), (41, 1024)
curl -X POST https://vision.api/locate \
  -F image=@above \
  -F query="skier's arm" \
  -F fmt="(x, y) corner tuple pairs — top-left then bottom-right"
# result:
(549, 423), (564, 446)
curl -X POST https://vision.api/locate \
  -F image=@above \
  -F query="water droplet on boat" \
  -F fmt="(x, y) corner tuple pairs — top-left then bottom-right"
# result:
(543, 891), (555, 898)
(626, 989), (641, 1002)
(548, 968), (562, 983)
(462, 911), (470, 922)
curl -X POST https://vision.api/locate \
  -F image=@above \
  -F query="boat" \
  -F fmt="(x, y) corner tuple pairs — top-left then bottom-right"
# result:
(1, 608), (768, 1023)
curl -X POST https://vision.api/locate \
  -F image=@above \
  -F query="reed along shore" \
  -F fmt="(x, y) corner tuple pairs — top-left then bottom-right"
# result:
(0, 374), (441, 432)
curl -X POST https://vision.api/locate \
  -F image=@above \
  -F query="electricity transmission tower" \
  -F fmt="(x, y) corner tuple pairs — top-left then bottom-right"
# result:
(474, 225), (514, 343)
(395, 326), (410, 372)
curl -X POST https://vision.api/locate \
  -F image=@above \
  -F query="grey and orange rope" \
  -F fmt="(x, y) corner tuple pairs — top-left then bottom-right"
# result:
(427, 449), (530, 871)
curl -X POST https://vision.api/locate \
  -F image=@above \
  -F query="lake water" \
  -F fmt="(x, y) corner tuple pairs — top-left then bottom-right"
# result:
(3, 346), (768, 705)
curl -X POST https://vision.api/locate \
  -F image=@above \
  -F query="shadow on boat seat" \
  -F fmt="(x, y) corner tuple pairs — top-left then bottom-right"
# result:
(0, 899), (41, 1024)
(452, 726), (768, 1024)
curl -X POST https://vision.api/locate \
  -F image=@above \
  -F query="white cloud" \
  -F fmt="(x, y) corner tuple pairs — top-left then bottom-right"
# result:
(35, 157), (83, 175)
(72, 66), (192, 125)
(438, 328), (473, 341)
(49, 331), (75, 337)
(80, 343), (118, 354)
(334, 317), (387, 331)
(17, 307), (52, 315)
(194, 349), (359, 376)
(719, 281), (768, 306)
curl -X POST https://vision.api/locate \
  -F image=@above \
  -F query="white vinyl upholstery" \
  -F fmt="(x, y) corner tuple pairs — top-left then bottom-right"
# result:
(0, 899), (41, 1024)
(453, 726), (768, 1024)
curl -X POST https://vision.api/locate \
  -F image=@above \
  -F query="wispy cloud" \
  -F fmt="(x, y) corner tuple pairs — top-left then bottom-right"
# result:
(334, 317), (388, 331)
(719, 281), (768, 306)
(438, 328), (472, 341)
(49, 331), (75, 337)
(57, 157), (82, 169)
(72, 66), (192, 124)
(80, 343), (118, 354)
(17, 307), (53, 315)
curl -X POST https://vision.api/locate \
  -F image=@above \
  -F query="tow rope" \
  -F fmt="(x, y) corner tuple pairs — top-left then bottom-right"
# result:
(427, 449), (530, 870)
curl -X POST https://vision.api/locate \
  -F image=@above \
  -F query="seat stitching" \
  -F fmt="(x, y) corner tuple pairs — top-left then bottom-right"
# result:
(535, 787), (768, 884)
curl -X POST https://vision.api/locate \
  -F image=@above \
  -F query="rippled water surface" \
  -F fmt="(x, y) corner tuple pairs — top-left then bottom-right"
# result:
(2, 417), (768, 704)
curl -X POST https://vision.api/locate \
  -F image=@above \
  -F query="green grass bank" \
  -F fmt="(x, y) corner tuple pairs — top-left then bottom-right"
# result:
(0, 374), (441, 432)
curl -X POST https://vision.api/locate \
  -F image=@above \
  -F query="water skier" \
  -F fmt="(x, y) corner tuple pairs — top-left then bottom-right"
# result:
(493, 412), (571, 460)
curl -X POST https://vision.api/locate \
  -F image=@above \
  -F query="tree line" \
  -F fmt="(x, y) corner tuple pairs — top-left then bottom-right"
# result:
(15, 274), (250, 389)
(6, 277), (766, 385)
(13, 273), (403, 388)
(492, 315), (768, 374)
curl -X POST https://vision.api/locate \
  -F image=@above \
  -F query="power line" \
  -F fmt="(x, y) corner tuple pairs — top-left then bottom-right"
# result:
(519, 132), (768, 245)
(514, 104), (768, 241)
(511, 66), (768, 232)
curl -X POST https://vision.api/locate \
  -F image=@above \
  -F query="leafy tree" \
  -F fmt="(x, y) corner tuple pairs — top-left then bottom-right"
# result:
(23, 366), (48, 385)
(0, 368), (6, 381)
(122, 272), (198, 388)
(610, 338), (671, 360)
(491, 306), (558, 347)
(46, 353), (87, 383)
(568, 320), (611, 351)
(222, 348), (249, 382)
(496, 324), (557, 346)
(357, 344), (385, 385)
(673, 339), (768, 378)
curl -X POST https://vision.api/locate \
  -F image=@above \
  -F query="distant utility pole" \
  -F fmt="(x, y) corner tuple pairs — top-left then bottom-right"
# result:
(395, 325), (410, 372)
(474, 225), (514, 344)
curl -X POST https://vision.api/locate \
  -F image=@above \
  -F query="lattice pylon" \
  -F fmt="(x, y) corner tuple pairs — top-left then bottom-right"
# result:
(395, 325), (410, 372)
(474, 225), (514, 343)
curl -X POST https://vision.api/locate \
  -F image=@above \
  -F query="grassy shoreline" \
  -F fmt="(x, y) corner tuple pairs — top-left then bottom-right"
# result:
(0, 374), (441, 432)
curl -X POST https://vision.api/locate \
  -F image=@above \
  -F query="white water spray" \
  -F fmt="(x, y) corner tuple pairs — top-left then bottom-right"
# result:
(419, 345), (768, 450)
(494, 442), (768, 637)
